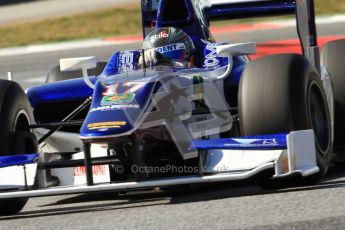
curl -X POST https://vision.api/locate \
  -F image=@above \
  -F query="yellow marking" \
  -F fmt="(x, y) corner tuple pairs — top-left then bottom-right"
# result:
(88, 121), (127, 130)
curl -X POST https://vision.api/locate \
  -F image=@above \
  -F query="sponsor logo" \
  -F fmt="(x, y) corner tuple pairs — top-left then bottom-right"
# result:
(204, 43), (220, 68)
(90, 104), (140, 112)
(232, 138), (277, 145)
(224, 138), (279, 147)
(155, 43), (185, 54)
(87, 121), (127, 130)
(74, 165), (107, 176)
(101, 93), (135, 106)
(150, 31), (169, 42)
(118, 51), (134, 72)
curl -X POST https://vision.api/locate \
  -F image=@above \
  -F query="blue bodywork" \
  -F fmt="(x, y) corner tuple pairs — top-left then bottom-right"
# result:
(192, 134), (287, 150)
(0, 154), (38, 168)
(28, 77), (95, 108)
(26, 0), (297, 147)
(205, 1), (295, 21)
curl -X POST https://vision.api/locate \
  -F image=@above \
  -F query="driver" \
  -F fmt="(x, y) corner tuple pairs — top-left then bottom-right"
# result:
(139, 27), (196, 68)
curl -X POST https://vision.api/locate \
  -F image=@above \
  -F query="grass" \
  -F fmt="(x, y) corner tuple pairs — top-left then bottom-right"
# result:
(315, 0), (345, 14)
(0, 0), (344, 48)
(0, 4), (142, 48)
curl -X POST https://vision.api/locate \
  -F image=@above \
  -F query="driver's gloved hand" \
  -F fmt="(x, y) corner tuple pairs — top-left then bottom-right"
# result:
(139, 49), (158, 68)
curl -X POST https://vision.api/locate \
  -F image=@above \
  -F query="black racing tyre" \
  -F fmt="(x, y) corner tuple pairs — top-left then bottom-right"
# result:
(0, 79), (37, 215)
(239, 54), (332, 187)
(321, 39), (345, 147)
(46, 61), (107, 83)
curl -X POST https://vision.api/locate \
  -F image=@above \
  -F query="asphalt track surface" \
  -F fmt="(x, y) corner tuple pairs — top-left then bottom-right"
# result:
(0, 0), (137, 24)
(1, 22), (345, 229)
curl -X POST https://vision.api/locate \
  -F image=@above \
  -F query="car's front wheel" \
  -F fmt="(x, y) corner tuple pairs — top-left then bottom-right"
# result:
(321, 39), (345, 158)
(0, 79), (37, 215)
(238, 54), (332, 188)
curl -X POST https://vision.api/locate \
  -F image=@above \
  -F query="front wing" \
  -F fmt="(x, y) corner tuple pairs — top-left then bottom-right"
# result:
(0, 130), (318, 199)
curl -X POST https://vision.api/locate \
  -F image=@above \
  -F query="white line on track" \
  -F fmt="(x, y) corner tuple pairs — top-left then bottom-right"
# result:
(269, 14), (345, 27)
(23, 76), (46, 83)
(0, 39), (139, 57)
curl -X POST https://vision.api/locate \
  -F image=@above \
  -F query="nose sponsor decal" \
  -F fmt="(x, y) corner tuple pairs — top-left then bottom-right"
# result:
(101, 93), (135, 106)
(87, 121), (127, 130)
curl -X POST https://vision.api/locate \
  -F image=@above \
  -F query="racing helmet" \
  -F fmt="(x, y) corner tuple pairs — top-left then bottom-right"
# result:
(143, 27), (195, 67)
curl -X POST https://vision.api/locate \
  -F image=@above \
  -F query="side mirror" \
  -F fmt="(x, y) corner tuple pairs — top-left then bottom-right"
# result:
(216, 42), (256, 57)
(59, 56), (98, 89)
(215, 42), (256, 80)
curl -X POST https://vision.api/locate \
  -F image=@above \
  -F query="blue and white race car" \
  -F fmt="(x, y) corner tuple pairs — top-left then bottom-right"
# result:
(0, 0), (344, 215)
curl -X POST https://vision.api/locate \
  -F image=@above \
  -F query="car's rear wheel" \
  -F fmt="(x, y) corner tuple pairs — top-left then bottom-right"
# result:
(238, 54), (332, 188)
(0, 79), (37, 215)
(321, 39), (345, 157)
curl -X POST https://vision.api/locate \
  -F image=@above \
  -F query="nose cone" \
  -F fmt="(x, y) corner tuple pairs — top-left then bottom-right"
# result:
(80, 80), (155, 139)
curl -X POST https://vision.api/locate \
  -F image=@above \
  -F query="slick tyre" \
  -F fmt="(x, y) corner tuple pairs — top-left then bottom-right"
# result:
(239, 54), (332, 188)
(321, 39), (345, 147)
(46, 62), (107, 83)
(0, 80), (37, 215)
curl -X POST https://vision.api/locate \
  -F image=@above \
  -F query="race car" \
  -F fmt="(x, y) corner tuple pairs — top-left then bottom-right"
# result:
(0, 0), (344, 215)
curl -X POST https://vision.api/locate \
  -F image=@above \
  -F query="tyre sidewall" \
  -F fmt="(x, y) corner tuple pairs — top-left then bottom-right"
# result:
(239, 54), (332, 176)
(0, 81), (34, 155)
(321, 39), (345, 145)
(0, 80), (34, 215)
